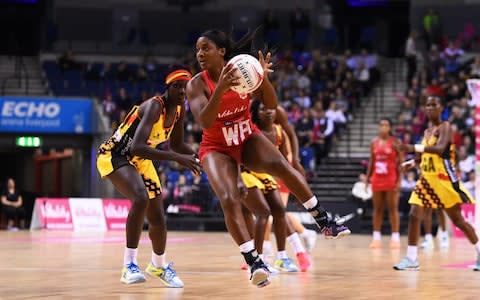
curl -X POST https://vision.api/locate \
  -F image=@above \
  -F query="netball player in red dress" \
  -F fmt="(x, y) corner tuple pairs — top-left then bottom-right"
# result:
(366, 118), (402, 249)
(186, 29), (350, 287)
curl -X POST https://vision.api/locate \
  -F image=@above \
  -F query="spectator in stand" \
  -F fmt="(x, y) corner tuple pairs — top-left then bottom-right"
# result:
(445, 84), (462, 104)
(470, 56), (480, 77)
(395, 113), (412, 140)
(325, 52), (339, 72)
(436, 66), (449, 87)
(405, 31), (419, 86)
(295, 109), (314, 147)
(333, 87), (349, 113)
(1, 178), (26, 231)
(325, 100), (347, 136)
(185, 133), (199, 154)
(399, 97), (417, 125)
(400, 131), (414, 145)
(287, 102), (303, 124)
(442, 41), (464, 74)
(351, 173), (372, 218)
(311, 108), (334, 165)
(463, 134), (475, 156)
(190, 123), (203, 144)
(317, 62), (333, 84)
(426, 78), (445, 98)
(294, 88), (311, 109)
(281, 89), (294, 106)
(297, 67), (311, 93)
(354, 61), (370, 95)
(142, 50), (158, 73)
(427, 45), (443, 76)
(450, 123), (464, 150)
(58, 50), (80, 72)
(361, 49), (379, 83)
(411, 111), (427, 142)
(115, 87), (133, 121)
(361, 48), (377, 69)
(458, 146), (475, 181)
(84, 63), (100, 81)
(137, 67), (148, 82)
(100, 63), (115, 81)
(423, 8), (441, 50)
(102, 94), (119, 129)
(279, 60), (300, 91)
(449, 105), (467, 134)
(117, 62), (133, 82)
(334, 59), (349, 85)
(345, 50), (357, 70)
(351, 173), (372, 203)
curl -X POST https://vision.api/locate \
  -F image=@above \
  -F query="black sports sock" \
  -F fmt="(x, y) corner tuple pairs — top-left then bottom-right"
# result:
(241, 249), (261, 266)
(308, 204), (330, 229)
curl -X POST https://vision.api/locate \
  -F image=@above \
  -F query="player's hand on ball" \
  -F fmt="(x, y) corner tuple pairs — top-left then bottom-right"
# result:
(258, 50), (273, 76)
(217, 64), (241, 93)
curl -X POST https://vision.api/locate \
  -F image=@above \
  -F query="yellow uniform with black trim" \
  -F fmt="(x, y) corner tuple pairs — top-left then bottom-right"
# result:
(409, 132), (475, 209)
(97, 97), (181, 199)
(241, 125), (282, 194)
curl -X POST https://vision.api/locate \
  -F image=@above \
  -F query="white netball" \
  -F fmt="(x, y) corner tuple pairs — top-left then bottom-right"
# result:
(227, 54), (264, 95)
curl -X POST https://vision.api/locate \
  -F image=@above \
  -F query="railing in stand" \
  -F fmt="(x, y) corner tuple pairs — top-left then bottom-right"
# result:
(1, 56), (29, 96)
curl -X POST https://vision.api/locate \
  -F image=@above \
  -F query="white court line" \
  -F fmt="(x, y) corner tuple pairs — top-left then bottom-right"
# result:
(0, 266), (348, 279)
(0, 266), (241, 276)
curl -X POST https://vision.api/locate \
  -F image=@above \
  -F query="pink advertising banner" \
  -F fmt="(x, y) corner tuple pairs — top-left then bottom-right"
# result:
(30, 198), (130, 231)
(36, 198), (73, 230)
(102, 199), (131, 230)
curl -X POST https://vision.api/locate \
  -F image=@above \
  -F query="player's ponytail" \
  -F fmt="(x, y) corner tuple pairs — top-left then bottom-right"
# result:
(200, 27), (262, 61)
(228, 27), (260, 60)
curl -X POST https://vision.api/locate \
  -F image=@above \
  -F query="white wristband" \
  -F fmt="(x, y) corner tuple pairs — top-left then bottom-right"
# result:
(401, 159), (415, 167)
(414, 144), (425, 153)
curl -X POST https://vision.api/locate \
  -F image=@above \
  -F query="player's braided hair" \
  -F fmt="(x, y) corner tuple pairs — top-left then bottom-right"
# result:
(200, 27), (262, 61)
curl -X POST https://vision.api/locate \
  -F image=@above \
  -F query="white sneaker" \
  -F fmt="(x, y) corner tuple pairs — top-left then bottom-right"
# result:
(301, 229), (318, 253)
(439, 236), (449, 249)
(120, 263), (146, 284)
(420, 239), (434, 250)
(145, 262), (184, 288)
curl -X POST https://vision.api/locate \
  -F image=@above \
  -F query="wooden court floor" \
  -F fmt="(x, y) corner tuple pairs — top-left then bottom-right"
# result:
(1, 231), (479, 300)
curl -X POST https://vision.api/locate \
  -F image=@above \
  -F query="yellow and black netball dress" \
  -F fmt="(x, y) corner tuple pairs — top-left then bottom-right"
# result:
(97, 96), (181, 198)
(409, 129), (475, 209)
(240, 124), (283, 193)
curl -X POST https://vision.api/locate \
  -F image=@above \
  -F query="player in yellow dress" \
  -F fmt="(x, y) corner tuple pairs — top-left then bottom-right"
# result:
(97, 66), (201, 286)
(240, 99), (311, 273)
(394, 95), (480, 271)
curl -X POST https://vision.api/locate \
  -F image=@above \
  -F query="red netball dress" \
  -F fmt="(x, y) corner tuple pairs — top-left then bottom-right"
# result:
(198, 70), (260, 164)
(370, 137), (398, 192)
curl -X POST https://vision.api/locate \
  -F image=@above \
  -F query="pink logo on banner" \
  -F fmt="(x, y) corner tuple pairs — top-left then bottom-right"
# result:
(103, 199), (131, 230)
(453, 204), (475, 238)
(37, 198), (73, 230)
